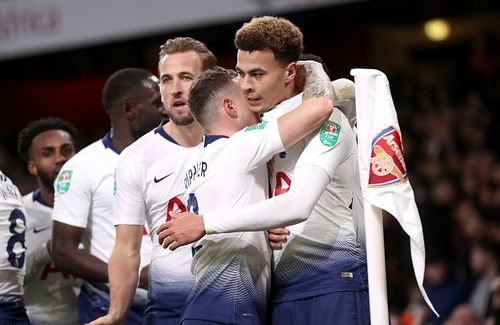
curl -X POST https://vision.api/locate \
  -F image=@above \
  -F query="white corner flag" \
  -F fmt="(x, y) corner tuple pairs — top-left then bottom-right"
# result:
(350, 69), (438, 323)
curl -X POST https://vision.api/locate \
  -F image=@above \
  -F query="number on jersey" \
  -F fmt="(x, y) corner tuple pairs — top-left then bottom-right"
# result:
(7, 208), (26, 268)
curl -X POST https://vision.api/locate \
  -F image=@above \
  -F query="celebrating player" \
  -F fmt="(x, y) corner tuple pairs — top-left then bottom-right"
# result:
(0, 170), (30, 325)
(51, 68), (163, 324)
(87, 37), (216, 325)
(17, 117), (79, 324)
(159, 66), (332, 324)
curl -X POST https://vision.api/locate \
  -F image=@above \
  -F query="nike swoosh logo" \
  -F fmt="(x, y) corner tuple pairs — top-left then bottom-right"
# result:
(154, 172), (173, 183)
(33, 226), (51, 233)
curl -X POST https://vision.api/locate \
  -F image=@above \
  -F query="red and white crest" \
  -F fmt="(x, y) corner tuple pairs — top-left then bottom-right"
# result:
(368, 126), (407, 187)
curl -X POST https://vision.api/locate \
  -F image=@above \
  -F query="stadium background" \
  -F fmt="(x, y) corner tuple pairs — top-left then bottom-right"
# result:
(0, 0), (498, 323)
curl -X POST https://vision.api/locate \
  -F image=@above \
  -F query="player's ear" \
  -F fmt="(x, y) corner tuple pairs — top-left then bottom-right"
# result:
(284, 62), (297, 85)
(123, 100), (137, 121)
(27, 160), (38, 176)
(222, 97), (238, 118)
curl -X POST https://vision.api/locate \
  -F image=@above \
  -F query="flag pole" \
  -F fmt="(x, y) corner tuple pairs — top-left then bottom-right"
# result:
(364, 202), (389, 323)
(351, 69), (390, 324)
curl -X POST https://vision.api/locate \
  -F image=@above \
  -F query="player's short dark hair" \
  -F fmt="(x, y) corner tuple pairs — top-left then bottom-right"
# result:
(17, 117), (77, 162)
(188, 67), (238, 127)
(159, 37), (217, 71)
(102, 68), (155, 113)
(234, 16), (304, 65)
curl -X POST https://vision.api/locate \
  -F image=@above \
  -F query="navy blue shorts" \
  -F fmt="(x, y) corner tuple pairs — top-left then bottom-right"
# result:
(181, 320), (232, 325)
(77, 283), (145, 325)
(0, 301), (30, 325)
(271, 290), (370, 325)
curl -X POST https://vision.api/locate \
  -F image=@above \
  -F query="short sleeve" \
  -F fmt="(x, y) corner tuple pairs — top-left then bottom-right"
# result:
(296, 109), (355, 180)
(226, 119), (285, 172)
(52, 159), (92, 228)
(113, 151), (146, 226)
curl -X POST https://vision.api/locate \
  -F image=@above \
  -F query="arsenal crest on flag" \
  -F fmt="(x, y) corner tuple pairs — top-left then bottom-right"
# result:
(369, 126), (407, 187)
(351, 68), (439, 322)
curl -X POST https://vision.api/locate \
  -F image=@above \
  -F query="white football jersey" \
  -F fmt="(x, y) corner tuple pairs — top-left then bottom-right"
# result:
(0, 170), (27, 300)
(181, 119), (284, 324)
(114, 126), (202, 314)
(264, 94), (367, 302)
(23, 190), (79, 325)
(52, 134), (153, 290)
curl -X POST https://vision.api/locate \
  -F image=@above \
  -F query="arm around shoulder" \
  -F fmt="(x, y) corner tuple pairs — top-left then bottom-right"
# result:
(277, 97), (333, 148)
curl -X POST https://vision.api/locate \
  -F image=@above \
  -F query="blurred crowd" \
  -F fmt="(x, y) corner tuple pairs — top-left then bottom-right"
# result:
(385, 61), (499, 324)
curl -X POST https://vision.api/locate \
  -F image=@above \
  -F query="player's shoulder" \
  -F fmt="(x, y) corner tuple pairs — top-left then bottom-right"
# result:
(121, 129), (158, 158)
(265, 93), (302, 120)
(0, 171), (23, 204)
(21, 192), (34, 206)
(64, 139), (104, 167)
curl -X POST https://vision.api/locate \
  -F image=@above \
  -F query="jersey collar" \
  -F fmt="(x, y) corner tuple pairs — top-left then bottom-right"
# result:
(203, 135), (228, 147)
(154, 120), (179, 145)
(102, 133), (121, 154)
(33, 189), (51, 208)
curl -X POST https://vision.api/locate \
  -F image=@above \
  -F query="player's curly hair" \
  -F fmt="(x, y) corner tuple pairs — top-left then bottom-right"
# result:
(159, 37), (217, 71)
(188, 67), (238, 128)
(234, 16), (304, 65)
(17, 117), (77, 162)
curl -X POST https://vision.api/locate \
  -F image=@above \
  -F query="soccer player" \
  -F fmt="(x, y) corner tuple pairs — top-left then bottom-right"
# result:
(162, 66), (332, 324)
(87, 37), (216, 325)
(160, 16), (369, 324)
(51, 68), (164, 325)
(0, 170), (30, 325)
(17, 117), (79, 324)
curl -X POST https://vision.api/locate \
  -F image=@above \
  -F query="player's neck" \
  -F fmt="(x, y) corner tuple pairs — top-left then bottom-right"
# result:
(38, 184), (54, 207)
(164, 122), (204, 147)
(108, 128), (134, 152)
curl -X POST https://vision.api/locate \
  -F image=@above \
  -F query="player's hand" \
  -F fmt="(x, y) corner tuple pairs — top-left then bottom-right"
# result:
(267, 228), (290, 250)
(85, 313), (123, 325)
(157, 212), (206, 251)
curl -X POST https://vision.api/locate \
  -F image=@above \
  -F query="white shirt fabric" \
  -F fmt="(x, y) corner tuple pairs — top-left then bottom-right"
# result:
(0, 170), (27, 301)
(52, 134), (152, 294)
(23, 190), (79, 325)
(181, 119), (284, 324)
(264, 94), (367, 302)
(113, 125), (202, 315)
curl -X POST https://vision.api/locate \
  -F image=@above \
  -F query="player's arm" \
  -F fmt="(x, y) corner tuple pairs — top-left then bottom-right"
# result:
(158, 163), (329, 249)
(52, 221), (108, 282)
(87, 225), (143, 325)
(158, 113), (353, 249)
(276, 97), (332, 149)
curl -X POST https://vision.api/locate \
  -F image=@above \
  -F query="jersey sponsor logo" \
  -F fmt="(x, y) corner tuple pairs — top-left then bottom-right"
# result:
(319, 120), (341, 147)
(369, 126), (407, 187)
(154, 172), (173, 183)
(33, 225), (51, 233)
(56, 170), (72, 194)
(244, 120), (268, 132)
